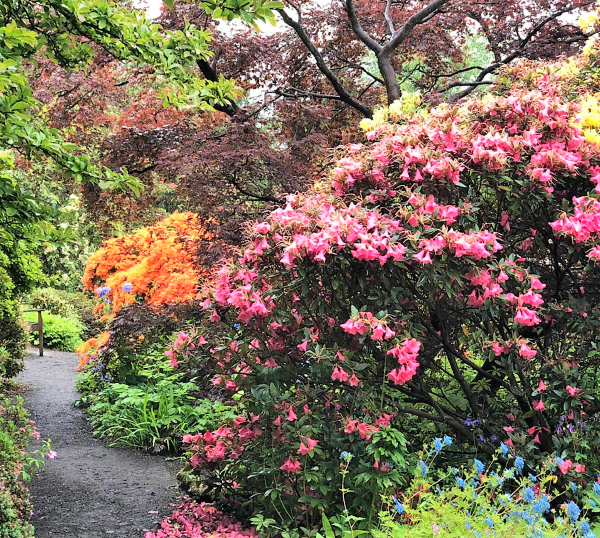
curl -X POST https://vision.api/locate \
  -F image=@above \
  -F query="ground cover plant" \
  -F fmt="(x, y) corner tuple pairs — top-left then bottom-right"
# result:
(79, 340), (238, 451)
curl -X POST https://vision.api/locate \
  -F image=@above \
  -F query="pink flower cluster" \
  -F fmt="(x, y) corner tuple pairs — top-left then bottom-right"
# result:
(145, 501), (257, 538)
(183, 416), (262, 469)
(386, 338), (420, 386)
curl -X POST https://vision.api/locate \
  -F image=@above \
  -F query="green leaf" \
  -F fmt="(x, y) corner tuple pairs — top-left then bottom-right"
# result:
(322, 513), (335, 538)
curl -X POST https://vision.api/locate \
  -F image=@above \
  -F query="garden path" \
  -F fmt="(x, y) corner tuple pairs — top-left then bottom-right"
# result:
(17, 349), (180, 538)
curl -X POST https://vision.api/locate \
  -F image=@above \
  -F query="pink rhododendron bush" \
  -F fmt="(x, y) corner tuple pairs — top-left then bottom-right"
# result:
(168, 46), (600, 529)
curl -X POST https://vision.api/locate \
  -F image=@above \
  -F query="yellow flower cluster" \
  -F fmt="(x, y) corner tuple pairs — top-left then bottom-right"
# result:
(580, 11), (598, 33)
(579, 94), (600, 145)
(360, 93), (425, 132)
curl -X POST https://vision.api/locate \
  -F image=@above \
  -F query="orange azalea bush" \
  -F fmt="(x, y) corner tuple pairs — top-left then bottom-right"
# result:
(76, 331), (110, 370)
(83, 212), (218, 317)
(78, 212), (221, 368)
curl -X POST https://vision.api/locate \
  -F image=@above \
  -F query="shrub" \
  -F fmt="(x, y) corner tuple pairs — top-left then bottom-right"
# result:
(29, 288), (103, 339)
(78, 337), (237, 451)
(168, 44), (600, 529)
(28, 287), (72, 317)
(0, 301), (28, 378)
(82, 212), (223, 320)
(0, 392), (51, 538)
(316, 440), (600, 538)
(24, 311), (84, 352)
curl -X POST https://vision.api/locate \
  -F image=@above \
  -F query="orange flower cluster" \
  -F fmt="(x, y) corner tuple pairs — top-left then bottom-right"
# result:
(78, 212), (221, 369)
(83, 212), (217, 317)
(77, 331), (110, 370)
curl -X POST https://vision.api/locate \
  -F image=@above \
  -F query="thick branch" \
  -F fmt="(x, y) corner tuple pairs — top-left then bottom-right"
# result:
(382, 0), (452, 56)
(344, 0), (382, 53)
(377, 0), (452, 103)
(277, 7), (373, 117)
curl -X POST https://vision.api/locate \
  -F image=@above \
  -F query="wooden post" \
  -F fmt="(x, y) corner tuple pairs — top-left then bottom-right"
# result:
(38, 310), (44, 357)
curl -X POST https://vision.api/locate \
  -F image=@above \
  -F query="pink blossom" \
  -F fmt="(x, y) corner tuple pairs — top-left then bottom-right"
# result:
(297, 437), (318, 455)
(519, 343), (538, 359)
(514, 306), (541, 326)
(558, 459), (573, 475)
(537, 380), (547, 392)
(331, 366), (350, 383)
(280, 459), (302, 473)
(533, 399), (546, 412)
(566, 385), (580, 397)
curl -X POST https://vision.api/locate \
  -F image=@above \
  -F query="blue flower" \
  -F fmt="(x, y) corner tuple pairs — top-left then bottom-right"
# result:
(514, 456), (524, 474)
(434, 438), (443, 453)
(392, 496), (404, 515)
(533, 494), (550, 514)
(474, 459), (485, 474)
(500, 442), (509, 456)
(122, 282), (132, 292)
(97, 286), (111, 298)
(456, 477), (466, 488)
(418, 460), (428, 478)
(593, 482), (600, 496)
(443, 435), (453, 446)
(566, 501), (581, 522)
(465, 519), (472, 530)
(528, 473), (537, 483)
(522, 486), (535, 503)
(340, 451), (354, 463)
(569, 481), (578, 492)
(484, 517), (494, 528)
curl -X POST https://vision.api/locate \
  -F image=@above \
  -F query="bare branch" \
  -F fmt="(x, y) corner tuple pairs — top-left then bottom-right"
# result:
(441, 80), (493, 92)
(274, 87), (343, 100)
(384, 0), (395, 36)
(448, 2), (591, 103)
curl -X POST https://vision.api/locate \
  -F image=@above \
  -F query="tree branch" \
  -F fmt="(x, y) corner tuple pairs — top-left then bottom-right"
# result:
(344, 0), (382, 53)
(277, 7), (373, 117)
(382, 0), (452, 56)
(274, 87), (343, 100)
(384, 0), (396, 36)
(196, 59), (239, 117)
(449, 2), (593, 102)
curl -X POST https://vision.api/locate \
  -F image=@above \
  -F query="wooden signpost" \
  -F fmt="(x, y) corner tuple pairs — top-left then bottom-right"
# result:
(24, 309), (44, 356)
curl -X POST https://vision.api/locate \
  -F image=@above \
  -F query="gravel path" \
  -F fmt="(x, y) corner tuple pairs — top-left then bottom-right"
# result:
(17, 349), (179, 538)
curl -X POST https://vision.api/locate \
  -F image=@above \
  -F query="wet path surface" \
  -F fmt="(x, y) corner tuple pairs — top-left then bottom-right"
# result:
(18, 349), (179, 538)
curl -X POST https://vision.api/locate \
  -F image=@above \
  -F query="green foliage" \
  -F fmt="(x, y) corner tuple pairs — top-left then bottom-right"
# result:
(0, 303), (27, 379)
(28, 288), (101, 338)
(78, 336), (237, 451)
(0, 392), (50, 538)
(24, 311), (84, 352)
(29, 288), (72, 317)
(89, 378), (236, 451)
